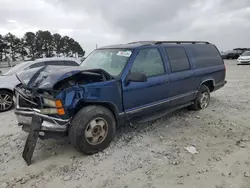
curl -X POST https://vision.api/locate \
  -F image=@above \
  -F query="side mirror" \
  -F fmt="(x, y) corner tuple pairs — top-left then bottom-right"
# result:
(125, 72), (147, 85)
(0, 70), (2, 75)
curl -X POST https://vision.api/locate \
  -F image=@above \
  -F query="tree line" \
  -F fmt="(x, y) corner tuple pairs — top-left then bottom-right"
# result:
(0, 30), (85, 61)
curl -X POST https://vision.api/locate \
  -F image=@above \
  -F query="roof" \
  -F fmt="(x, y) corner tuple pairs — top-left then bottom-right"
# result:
(99, 41), (210, 50)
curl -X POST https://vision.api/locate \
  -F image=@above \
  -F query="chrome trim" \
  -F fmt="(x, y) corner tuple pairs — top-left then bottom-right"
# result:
(118, 112), (125, 116)
(15, 109), (70, 123)
(41, 121), (68, 132)
(18, 92), (38, 106)
(126, 91), (197, 114)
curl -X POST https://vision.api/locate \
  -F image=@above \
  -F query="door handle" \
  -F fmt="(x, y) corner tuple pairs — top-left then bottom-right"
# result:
(164, 79), (170, 84)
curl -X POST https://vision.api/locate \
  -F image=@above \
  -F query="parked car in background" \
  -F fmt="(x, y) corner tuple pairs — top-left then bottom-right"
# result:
(237, 51), (250, 65)
(0, 57), (81, 112)
(14, 41), (226, 163)
(220, 51), (227, 59)
(222, 51), (240, 59)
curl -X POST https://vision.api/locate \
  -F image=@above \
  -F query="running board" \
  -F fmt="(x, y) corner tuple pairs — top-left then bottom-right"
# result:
(134, 102), (193, 124)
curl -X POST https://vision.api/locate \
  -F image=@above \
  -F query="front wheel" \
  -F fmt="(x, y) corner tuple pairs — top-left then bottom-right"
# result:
(69, 105), (116, 155)
(189, 85), (210, 111)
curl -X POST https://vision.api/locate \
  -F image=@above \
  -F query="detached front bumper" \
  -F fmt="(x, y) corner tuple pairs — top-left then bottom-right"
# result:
(15, 108), (69, 133)
(14, 89), (70, 135)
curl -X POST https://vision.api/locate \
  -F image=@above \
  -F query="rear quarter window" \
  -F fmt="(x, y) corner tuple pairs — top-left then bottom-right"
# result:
(187, 44), (223, 69)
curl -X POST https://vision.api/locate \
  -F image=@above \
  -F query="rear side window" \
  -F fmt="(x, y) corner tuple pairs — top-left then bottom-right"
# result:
(188, 44), (223, 69)
(165, 47), (190, 72)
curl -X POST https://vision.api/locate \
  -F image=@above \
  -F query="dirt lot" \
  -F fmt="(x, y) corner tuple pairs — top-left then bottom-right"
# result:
(0, 60), (250, 188)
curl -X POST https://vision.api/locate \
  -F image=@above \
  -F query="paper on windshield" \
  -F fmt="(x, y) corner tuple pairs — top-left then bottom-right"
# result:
(117, 51), (132, 57)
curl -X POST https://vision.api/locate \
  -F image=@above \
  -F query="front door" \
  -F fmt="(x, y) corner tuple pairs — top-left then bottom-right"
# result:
(122, 47), (170, 120)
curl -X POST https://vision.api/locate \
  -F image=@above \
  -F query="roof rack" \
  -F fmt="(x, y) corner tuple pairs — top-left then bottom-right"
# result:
(128, 41), (210, 45)
(155, 41), (210, 44)
(128, 41), (155, 45)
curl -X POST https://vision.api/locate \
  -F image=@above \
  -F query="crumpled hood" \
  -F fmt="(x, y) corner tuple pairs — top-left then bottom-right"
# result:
(16, 65), (91, 89)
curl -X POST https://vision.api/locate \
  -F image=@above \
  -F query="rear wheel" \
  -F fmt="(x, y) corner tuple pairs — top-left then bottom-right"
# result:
(69, 105), (116, 155)
(0, 91), (14, 112)
(189, 85), (210, 111)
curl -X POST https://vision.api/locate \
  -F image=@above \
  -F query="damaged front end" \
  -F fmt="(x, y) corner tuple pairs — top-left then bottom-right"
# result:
(14, 85), (70, 135)
(14, 65), (113, 165)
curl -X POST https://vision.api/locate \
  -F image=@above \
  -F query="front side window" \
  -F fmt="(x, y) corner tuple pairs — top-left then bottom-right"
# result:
(131, 48), (165, 77)
(80, 49), (132, 77)
(165, 47), (190, 72)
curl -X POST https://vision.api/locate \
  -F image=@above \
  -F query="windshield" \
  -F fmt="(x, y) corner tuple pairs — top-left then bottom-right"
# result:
(2, 61), (31, 76)
(241, 51), (250, 56)
(80, 49), (132, 76)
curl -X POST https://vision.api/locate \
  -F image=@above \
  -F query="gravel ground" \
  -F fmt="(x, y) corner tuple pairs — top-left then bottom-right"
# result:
(0, 60), (250, 188)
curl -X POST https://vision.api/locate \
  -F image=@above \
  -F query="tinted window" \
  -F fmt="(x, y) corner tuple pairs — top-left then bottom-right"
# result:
(188, 44), (223, 69)
(131, 48), (165, 77)
(64, 61), (79, 66)
(29, 62), (44, 69)
(165, 47), (190, 72)
(45, 61), (79, 66)
(45, 61), (64, 66)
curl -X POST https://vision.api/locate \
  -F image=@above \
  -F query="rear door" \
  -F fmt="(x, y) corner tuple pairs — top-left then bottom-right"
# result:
(122, 47), (171, 120)
(164, 46), (195, 106)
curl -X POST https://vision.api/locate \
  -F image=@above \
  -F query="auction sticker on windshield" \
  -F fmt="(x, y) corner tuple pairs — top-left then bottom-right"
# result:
(117, 51), (132, 57)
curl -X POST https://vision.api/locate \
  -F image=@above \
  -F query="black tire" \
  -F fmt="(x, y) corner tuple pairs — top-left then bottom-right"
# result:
(69, 105), (116, 155)
(0, 90), (14, 112)
(189, 85), (210, 111)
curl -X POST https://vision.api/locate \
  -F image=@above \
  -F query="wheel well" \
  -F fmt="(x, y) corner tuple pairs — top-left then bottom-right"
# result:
(0, 88), (13, 95)
(202, 80), (214, 92)
(74, 102), (118, 123)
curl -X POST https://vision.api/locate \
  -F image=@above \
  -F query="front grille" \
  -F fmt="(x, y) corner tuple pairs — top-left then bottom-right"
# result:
(18, 95), (37, 108)
(15, 88), (39, 109)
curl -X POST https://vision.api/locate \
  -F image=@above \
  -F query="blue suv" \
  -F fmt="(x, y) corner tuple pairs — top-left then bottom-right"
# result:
(14, 41), (226, 163)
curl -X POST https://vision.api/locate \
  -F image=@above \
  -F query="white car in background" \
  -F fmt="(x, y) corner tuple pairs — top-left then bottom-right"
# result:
(0, 57), (81, 112)
(237, 51), (250, 65)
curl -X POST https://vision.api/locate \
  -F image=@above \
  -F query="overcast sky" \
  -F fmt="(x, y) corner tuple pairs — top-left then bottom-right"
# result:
(0, 0), (250, 53)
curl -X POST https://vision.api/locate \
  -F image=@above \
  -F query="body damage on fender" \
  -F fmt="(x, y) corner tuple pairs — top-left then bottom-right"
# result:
(15, 65), (123, 119)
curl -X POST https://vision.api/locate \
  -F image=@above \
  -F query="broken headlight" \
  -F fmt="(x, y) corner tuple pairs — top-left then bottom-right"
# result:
(43, 98), (63, 108)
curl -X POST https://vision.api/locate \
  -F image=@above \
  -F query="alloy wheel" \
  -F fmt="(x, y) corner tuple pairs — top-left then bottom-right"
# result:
(0, 93), (13, 111)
